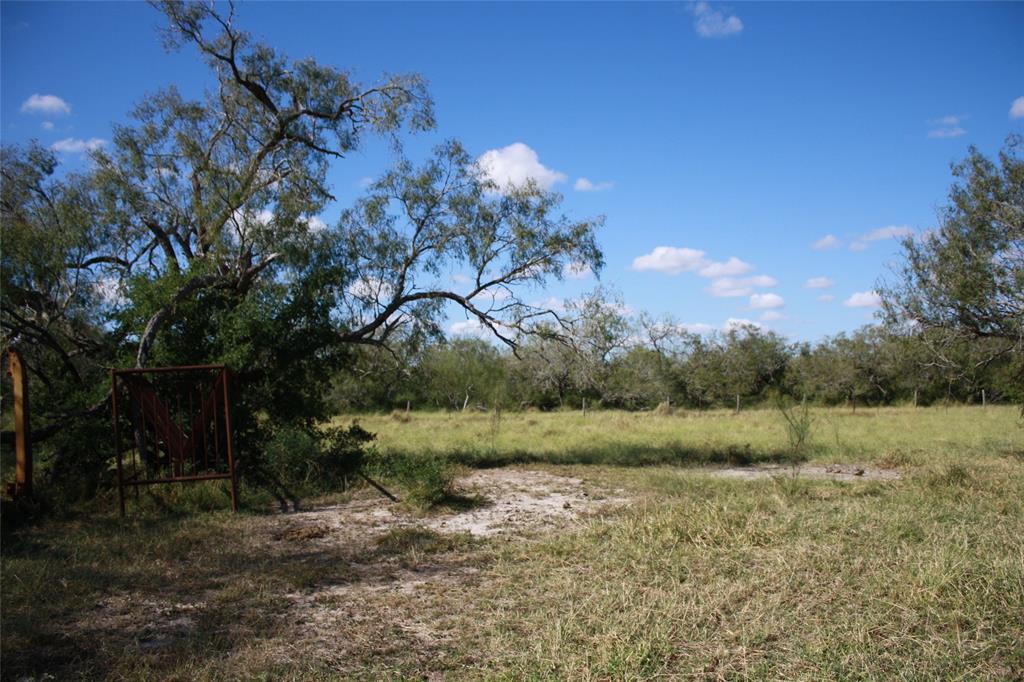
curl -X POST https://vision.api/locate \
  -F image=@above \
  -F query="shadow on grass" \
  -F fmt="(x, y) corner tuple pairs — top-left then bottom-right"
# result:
(431, 442), (805, 470)
(0, 504), (481, 681)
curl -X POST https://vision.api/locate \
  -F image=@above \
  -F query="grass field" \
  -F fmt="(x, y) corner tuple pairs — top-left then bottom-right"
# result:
(2, 406), (1022, 679)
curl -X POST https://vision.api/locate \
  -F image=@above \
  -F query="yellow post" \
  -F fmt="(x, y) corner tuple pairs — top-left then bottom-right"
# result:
(7, 349), (32, 497)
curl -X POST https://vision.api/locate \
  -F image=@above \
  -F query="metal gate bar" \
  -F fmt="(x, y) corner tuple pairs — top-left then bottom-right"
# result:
(111, 365), (238, 516)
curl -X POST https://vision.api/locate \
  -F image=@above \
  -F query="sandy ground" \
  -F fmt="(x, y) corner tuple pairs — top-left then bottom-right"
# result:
(710, 463), (901, 481)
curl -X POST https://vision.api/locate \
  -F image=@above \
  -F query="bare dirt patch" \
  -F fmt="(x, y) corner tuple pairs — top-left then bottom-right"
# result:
(277, 467), (627, 541)
(710, 463), (901, 481)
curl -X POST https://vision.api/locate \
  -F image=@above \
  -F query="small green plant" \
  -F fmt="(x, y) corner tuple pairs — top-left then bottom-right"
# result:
(489, 401), (503, 451)
(774, 394), (815, 457)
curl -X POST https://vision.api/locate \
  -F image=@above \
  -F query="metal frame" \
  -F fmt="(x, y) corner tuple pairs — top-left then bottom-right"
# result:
(111, 365), (238, 516)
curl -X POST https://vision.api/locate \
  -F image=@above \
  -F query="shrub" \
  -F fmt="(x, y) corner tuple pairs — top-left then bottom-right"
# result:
(367, 450), (455, 507)
(262, 422), (374, 493)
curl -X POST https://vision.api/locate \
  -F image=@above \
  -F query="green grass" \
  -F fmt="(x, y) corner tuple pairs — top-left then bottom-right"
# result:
(2, 406), (1022, 679)
(339, 404), (1022, 469)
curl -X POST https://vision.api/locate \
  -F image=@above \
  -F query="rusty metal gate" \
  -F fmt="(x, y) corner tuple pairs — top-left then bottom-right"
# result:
(111, 365), (238, 515)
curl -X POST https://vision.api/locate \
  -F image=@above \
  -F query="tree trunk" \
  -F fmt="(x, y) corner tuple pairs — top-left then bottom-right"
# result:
(735, 394), (740, 414)
(913, 388), (918, 408)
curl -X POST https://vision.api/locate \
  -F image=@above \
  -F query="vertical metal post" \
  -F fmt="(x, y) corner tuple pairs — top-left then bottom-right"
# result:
(111, 371), (125, 517)
(221, 369), (238, 512)
(6, 349), (32, 497)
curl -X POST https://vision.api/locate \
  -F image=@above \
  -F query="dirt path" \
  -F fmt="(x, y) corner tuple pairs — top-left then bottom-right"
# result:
(710, 463), (901, 481)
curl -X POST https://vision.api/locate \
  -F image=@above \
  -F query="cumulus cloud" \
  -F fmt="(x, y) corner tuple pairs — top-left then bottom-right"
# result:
(689, 2), (743, 38)
(760, 310), (784, 322)
(451, 273), (472, 285)
(632, 246), (707, 275)
(804, 276), (834, 289)
(844, 291), (881, 308)
(477, 142), (566, 191)
(850, 225), (913, 251)
(306, 216), (328, 234)
(818, 294), (835, 302)
(449, 319), (488, 338)
(574, 177), (613, 192)
(681, 322), (715, 335)
(50, 137), (106, 154)
(20, 94), (70, 116)
(749, 293), (784, 309)
(632, 247), (754, 280)
(863, 225), (913, 241)
(927, 127), (966, 139)
(707, 275), (777, 298)
(1011, 97), (1024, 120)
(348, 278), (395, 303)
(812, 234), (841, 251)
(41, 121), (54, 131)
(531, 296), (566, 312)
(697, 256), (752, 278)
(723, 317), (761, 333)
(927, 115), (967, 139)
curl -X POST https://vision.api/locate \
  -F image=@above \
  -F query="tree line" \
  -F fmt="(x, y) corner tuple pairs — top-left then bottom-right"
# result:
(332, 301), (1022, 413)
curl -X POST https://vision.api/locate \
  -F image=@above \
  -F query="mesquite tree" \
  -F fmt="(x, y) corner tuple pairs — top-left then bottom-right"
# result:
(0, 1), (602, 497)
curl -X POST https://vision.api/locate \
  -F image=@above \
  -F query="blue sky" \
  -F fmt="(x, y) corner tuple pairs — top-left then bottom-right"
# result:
(3, 1), (1023, 341)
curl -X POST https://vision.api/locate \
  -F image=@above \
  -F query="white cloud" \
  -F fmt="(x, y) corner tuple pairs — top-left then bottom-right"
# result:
(357, 176), (374, 189)
(563, 261), (593, 279)
(707, 275), (777, 298)
(928, 127), (966, 139)
(348, 278), (395, 303)
(681, 322), (715, 335)
(760, 310), (784, 321)
(20, 94), (70, 116)
(818, 294), (835, 302)
(451, 273), (472, 285)
(50, 137), (105, 154)
(574, 177), (613, 192)
(749, 293), (784, 309)
(304, 216), (328, 234)
(449, 319), (488, 338)
(94, 277), (125, 306)
(531, 296), (566, 312)
(40, 121), (54, 131)
(804, 276), (834, 289)
(690, 2), (743, 38)
(723, 317), (761, 333)
(927, 115), (967, 138)
(812, 234), (841, 251)
(863, 225), (913, 241)
(1010, 96), (1024, 120)
(851, 225), (913, 251)
(844, 291), (881, 308)
(632, 246), (707, 275)
(476, 142), (566, 191)
(697, 256), (752, 278)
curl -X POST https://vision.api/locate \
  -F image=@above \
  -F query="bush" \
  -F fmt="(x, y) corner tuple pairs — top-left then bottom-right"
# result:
(262, 422), (374, 493)
(367, 450), (455, 507)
